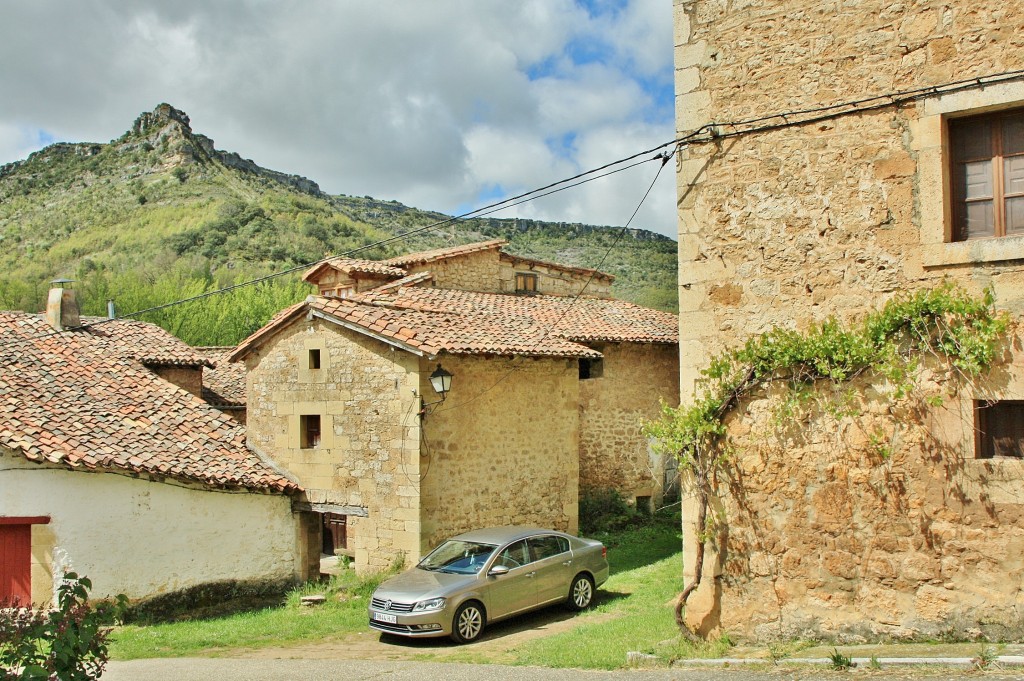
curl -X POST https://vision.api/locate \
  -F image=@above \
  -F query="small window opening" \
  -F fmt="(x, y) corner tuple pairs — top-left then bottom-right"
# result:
(975, 400), (1024, 459)
(300, 414), (322, 449)
(636, 496), (652, 515)
(308, 349), (321, 370)
(579, 357), (603, 380)
(515, 272), (538, 294)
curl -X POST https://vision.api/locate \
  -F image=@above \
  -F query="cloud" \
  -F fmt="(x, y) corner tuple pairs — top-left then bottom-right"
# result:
(0, 0), (676, 237)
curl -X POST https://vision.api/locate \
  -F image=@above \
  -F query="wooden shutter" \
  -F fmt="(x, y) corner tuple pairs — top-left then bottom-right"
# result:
(0, 524), (32, 605)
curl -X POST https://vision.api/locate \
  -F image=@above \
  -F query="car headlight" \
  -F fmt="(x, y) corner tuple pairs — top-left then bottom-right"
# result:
(412, 597), (446, 612)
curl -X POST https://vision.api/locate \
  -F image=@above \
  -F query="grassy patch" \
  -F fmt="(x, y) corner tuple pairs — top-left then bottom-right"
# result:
(110, 569), (389, 660)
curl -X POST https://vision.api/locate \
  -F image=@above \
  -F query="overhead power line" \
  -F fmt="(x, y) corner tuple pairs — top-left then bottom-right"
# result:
(7, 66), (1024, 348)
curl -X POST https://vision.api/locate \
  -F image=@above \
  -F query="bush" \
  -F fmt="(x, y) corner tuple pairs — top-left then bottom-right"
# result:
(0, 573), (125, 681)
(579, 489), (643, 535)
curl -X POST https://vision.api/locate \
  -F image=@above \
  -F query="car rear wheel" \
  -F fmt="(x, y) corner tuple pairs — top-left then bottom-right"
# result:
(567, 573), (594, 610)
(450, 601), (485, 643)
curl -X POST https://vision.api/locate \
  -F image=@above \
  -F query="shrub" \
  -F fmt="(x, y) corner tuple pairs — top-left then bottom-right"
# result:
(0, 573), (125, 681)
(579, 489), (642, 535)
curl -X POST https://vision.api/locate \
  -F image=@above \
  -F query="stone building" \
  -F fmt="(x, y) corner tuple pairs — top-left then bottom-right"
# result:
(674, 0), (1024, 639)
(0, 287), (306, 607)
(232, 241), (678, 571)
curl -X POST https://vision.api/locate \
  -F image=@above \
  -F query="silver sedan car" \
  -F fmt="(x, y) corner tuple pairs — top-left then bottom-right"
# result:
(368, 526), (609, 643)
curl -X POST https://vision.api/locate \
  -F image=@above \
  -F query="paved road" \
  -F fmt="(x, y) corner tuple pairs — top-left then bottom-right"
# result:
(102, 657), (1024, 680)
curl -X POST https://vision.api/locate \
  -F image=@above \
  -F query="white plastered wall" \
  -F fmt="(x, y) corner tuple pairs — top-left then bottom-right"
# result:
(0, 454), (298, 603)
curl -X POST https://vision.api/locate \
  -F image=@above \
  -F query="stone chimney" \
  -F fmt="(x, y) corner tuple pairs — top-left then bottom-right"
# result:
(45, 279), (81, 332)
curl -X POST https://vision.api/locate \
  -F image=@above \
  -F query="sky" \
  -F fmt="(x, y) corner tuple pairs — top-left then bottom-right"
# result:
(0, 0), (677, 238)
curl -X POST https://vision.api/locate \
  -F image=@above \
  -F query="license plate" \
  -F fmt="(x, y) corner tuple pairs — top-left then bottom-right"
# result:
(373, 611), (397, 624)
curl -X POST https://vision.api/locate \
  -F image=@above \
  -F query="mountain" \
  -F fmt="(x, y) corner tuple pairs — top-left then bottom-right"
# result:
(0, 104), (677, 345)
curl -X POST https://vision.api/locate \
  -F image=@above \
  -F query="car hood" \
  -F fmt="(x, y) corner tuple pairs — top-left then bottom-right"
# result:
(374, 567), (478, 602)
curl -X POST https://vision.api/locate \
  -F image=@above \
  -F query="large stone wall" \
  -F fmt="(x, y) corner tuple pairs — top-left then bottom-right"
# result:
(419, 355), (580, 550)
(578, 342), (680, 506)
(700, 347), (1024, 641)
(0, 455), (299, 604)
(675, 0), (1024, 639)
(243, 318), (423, 572)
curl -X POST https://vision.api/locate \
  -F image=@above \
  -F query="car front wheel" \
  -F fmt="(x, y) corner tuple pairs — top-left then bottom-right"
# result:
(450, 601), (485, 643)
(567, 573), (594, 610)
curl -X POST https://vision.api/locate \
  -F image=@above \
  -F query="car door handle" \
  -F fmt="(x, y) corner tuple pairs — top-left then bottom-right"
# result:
(562, 560), (572, 566)
(525, 571), (536, 578)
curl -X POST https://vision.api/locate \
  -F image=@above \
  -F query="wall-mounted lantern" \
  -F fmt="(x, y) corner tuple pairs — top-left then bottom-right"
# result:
(420, 363), (453, 418)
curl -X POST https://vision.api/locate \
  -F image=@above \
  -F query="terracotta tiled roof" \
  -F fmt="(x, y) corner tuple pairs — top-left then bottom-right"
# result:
(80, 317), (214, 367)
(195, 347), (246, 407)
(301, 257), (405, 283)
(0, 312), (295, 493)
(233, 286), (677, 361)
(371, 271), (433, 293)
(383, 239), (507, 267)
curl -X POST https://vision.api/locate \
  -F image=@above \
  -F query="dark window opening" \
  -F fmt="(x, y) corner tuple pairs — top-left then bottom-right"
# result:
(515, 272), (538, 294)
(322, 513), (348, 554)
(579, 357), (603, 380)
(950, 108), (1024, 241)
(300, 414), (322, 449)
(308, 349), (321, 370)
(975, 400), (1024, 459)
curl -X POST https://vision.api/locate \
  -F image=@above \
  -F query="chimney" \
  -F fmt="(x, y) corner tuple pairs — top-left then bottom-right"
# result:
(46, 279), (81, 332)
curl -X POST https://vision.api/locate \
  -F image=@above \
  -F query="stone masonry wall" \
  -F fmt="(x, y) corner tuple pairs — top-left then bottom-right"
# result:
(419, 355), (580, 551)
(578, 342), (680, 506)
(243, 319), (422, 572)
(151, 366), (203, 397)
(404, 250), (505, 293)
(704, 345), (1024, 641)
(675, 0), (1024, 639)
(405, 250), (611, 297)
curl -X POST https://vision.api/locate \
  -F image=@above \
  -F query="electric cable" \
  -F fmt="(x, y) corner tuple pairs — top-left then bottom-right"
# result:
(6, 66), (1024, 351)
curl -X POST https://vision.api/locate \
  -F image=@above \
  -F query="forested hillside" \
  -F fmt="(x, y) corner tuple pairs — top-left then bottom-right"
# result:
(0, 104), (677, 345)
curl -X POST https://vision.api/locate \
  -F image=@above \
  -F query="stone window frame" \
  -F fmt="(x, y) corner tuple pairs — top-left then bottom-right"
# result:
(298, 337), (330, 383)
(300, 414), (322, 449)
(915, 80), (1024, 268)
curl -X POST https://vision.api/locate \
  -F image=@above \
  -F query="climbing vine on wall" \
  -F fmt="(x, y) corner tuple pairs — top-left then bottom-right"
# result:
(643, 283), (1010, 638)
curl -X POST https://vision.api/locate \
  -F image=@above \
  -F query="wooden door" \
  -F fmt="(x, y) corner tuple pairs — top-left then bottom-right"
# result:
(0, 524), (32, 605)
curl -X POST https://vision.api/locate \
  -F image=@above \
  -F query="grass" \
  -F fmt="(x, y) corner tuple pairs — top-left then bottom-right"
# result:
(109, 514), (699, 667)
(110, 568), (391, 660)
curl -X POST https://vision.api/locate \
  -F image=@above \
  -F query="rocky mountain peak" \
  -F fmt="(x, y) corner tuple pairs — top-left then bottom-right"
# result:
(131, 103), (193, 137)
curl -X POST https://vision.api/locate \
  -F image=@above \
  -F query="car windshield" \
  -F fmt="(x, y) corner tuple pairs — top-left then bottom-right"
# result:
(417, 540), (498, 574)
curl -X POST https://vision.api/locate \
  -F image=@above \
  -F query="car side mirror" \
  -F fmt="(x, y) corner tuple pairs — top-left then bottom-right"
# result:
(488, 565), (510, 577)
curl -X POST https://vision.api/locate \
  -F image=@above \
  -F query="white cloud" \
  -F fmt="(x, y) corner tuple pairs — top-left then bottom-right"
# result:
(0, 0), (676, 236)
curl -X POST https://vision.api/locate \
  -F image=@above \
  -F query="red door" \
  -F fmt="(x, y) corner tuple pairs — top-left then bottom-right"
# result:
(0, 524), (32, 605)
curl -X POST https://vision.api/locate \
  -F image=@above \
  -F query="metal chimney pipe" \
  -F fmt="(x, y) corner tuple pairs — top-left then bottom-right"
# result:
(107, 299), (116, 319)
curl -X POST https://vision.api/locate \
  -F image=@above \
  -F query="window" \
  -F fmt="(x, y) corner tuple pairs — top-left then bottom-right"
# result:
(515, 272), (538, 294)
(300, 414), (321, 449)
(950, 108), (1024, 241)
(323, 285), (355, 298)
(496, 540), (531, 568)
(308, 349), (321, 370)
(579, 357), (603, 380)
(975, 400), (1024, 459)
(529, 535), (569, 561)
